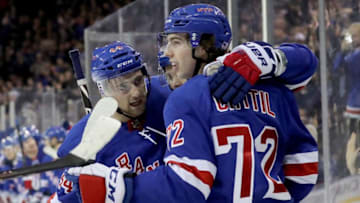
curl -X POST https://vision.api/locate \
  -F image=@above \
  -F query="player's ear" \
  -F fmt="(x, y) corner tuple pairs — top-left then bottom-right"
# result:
(194, 45), (208, 61)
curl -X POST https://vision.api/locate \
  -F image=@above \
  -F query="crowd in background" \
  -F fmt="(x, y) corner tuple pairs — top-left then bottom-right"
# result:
(0, 0), (133, 102)
(0, 0), (134, 142)
(0, 0), (360, 199)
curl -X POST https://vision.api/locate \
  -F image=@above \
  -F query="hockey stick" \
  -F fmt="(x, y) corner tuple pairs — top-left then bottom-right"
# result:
(69, 49), (92, 114)
(0, 97), (121, 180)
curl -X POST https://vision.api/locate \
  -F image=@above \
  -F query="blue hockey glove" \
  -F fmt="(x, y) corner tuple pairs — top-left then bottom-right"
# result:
(208, 64), (253, 104)
(208, 41), (287, 104)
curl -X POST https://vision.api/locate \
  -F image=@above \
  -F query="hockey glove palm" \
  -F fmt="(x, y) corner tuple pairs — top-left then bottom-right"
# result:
(208, 41), (287, 104)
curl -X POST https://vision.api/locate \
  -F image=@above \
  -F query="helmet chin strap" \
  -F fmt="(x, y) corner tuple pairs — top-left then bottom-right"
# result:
(116, 107), (146, 130)
(116, 107), (137, 120)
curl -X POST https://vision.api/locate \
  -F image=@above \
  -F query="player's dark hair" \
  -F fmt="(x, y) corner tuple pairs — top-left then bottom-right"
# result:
(183, 33), (228, 76)
(199, 34), (227, 62)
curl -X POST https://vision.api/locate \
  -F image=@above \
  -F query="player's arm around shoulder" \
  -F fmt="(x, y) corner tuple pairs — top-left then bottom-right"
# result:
(278, 43), (318, 90)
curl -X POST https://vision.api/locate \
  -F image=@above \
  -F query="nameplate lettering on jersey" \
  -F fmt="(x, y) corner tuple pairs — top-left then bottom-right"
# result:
(213, 89), (276, 118)
(115, 152), (160, 175)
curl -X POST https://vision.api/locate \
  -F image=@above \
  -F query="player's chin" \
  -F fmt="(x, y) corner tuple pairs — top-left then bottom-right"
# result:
(25, 152), (38, 160)
(129, 103), (146, 117)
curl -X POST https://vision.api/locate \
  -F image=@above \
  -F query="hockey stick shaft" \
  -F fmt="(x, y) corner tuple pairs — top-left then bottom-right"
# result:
(69, 49), (92, 114)
(0, 155), (94, 179)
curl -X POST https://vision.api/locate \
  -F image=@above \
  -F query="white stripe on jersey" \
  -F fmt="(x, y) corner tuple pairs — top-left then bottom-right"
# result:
(285, 77), (312, 91)
(285, 174), (318, 184)
(346, 106), (360, 111)
(164, 155), (217, 199)
(284, 151), (318, 164)
(164, 155), (217, 178)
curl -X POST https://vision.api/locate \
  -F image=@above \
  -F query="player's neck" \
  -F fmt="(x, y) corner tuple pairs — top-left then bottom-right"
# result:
(112, 112), (131, 123)
(197, 63), (207, 76)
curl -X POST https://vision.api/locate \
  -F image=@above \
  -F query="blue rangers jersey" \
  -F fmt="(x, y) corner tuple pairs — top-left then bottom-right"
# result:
(130, 75), (318, 203)
(344, 48), (360, 118)
(52, 76), (171, 202)
(16, 145), (58, 194)
(0, 157), (21, 199)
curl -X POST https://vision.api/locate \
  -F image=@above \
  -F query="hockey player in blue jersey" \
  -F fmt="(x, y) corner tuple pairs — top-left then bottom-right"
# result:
(342, 23), (360, 121)
(71, 3), (319, 203)
(49, 41), (171, 203)
(16, 125), (59, 202)
(0, 136), (22, 202)
(341, 22), (360, 175)
(45, 126), (66, 150)
(42, 126), (67, 160)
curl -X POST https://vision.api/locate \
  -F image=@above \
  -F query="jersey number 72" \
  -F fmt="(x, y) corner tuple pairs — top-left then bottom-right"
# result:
(212, 124), (291, 202)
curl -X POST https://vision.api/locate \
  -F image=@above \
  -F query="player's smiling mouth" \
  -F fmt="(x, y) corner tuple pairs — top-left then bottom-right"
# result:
(130, 99), (143, 107)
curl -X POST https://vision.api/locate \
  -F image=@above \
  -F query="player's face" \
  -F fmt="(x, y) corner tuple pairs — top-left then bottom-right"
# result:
(3, 147), (16, 161)
(23, 137), (39, 160)
(164, 33), (196, 89)
(164, 65), (187, 90)
(50, 137), (59, 148)
(353, 33), (360, 47)
(105, 70), (147, 117)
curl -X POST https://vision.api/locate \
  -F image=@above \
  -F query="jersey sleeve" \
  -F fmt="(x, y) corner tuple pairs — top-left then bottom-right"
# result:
(345, 50), (360, 75)
(130, 78), (215, 203)
(281, 90), (319, 201)
(277, 43), (318, 91)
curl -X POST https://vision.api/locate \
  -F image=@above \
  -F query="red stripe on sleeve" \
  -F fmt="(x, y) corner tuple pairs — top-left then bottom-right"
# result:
(167, 160), (214, 188)
(283, 162), (318, 176)
(291, 86), (305, 92)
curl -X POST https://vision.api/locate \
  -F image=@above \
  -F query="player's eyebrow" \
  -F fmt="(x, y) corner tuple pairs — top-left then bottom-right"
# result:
(167, 34), (185, 42)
